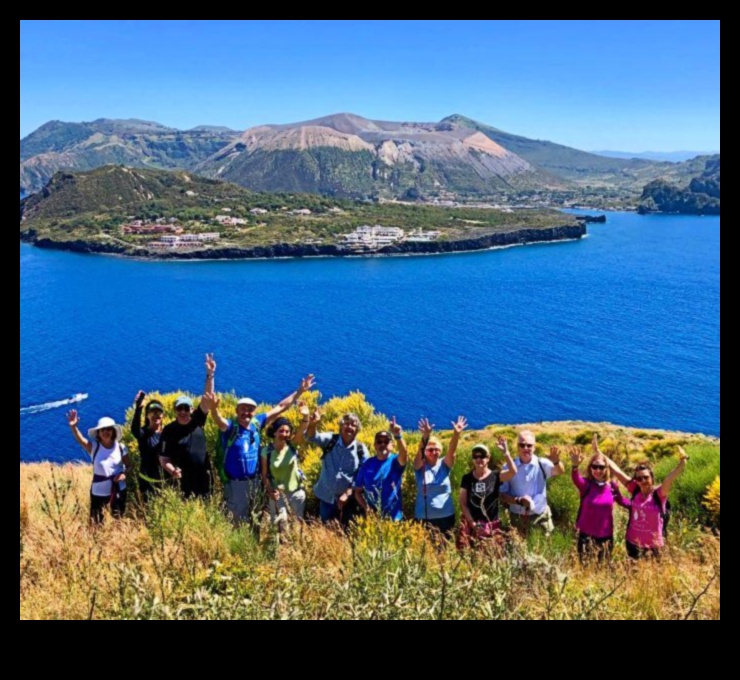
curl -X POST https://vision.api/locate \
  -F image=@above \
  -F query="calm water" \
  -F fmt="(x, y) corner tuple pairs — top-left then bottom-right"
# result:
(20, 211), (720, 462)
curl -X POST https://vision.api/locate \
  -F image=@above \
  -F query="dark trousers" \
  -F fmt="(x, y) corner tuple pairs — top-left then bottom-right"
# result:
(577, 533), (614, 564)
(90, 489), (127, 524)
(181, 468), (212, 500)
(421, 515), (456, 540)
(320, 497), (361, 529)
(626, 540), (662, 561)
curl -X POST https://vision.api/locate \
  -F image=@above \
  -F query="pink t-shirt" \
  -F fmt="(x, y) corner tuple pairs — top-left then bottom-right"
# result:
(625, 482), (667, 549)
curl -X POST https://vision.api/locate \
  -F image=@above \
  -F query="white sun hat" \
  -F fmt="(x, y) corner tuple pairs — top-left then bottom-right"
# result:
(87, 416), (124, 442)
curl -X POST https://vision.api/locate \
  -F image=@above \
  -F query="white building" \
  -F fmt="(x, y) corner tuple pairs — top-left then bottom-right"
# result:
(406, 229), (442, 242)
(179, 233), (220, 242)
(151, 233), (220, 249)
(215, 215), (247, 226)
(342, 225), (405, 250)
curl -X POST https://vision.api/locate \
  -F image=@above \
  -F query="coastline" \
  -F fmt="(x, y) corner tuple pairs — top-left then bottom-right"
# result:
(21, 222), (587, 262)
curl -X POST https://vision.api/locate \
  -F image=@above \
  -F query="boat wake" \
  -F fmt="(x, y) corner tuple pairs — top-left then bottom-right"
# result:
(20, 393), (89, 415)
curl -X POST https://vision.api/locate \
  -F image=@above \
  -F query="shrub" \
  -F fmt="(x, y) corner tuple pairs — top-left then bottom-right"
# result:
(703, 477), (720, 528)
(654, 444), (720, 525)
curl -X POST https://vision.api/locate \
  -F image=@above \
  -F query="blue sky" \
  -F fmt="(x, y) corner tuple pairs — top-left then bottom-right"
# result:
(20, 20), (720, 152)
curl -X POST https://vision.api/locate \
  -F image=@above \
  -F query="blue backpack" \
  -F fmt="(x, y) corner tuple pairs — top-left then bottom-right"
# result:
(215, 418), (263, 483)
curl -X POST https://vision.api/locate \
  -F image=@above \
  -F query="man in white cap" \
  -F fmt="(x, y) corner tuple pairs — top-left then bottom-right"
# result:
(210, 372), (316, 524)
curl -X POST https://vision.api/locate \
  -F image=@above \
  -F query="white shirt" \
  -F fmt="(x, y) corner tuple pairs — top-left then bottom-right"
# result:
(501, 456), (555, 516)
(91, 442), (127, 497)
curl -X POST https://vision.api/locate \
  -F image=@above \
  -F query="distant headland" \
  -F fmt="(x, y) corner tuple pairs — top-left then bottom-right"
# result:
(20, 167), (592, 261)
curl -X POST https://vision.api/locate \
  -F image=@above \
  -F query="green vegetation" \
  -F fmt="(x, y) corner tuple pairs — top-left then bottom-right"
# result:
(442, 115), (655, 184)
(20, 166), (576, 255)
(638, 156), (720, 214)
(20, 391), (720, 620)
(20, 119), (237, 195)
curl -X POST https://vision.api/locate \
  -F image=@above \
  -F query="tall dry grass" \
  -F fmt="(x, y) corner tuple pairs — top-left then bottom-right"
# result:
(20, 462), (719, 620)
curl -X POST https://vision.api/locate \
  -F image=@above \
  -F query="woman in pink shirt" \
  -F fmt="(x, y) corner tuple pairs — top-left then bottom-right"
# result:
(571, 439), (629, 564)
(610, 448), (689, 559)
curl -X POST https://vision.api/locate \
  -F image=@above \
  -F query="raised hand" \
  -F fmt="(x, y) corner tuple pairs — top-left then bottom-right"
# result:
(548, 446), (562, 464)
(297, 400), (311, 418)
(310, 407), (323, 425)
(569, 446), (585, 467)
(418, 418), (435, 440)
(592, 434), (602, 455)
(677, 446), (690, 462)
(298, 374), (316, 394)
(134, 390), (146, 407)
(497, 436), (510, 455)
(205, 353), (217, 375)
(390, 416), (403, 438)
(66, 410), (80, 428)
(201, 391), (217, 412)
(452, 416), (469, 435)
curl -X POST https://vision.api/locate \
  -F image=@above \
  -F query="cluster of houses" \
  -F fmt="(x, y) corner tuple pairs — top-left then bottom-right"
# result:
(148, 233), (220, 250)
(121, 220), (221, 250)
(121, 221), (183, 235)
(121, 212), (439, 253)
(342, 225), (441, 251)
(214, 215), (248, 226)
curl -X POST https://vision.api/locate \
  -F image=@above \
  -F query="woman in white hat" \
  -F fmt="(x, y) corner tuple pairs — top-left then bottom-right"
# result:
(66, 409), (131, 524)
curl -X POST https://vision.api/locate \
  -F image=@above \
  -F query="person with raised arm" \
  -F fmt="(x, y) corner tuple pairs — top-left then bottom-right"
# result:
(260, 411), (307, 533)
(131, 390), (165, 500)
(500, 430), (565, 536)
(297, 408), (369, 527)
(158, 355), (217, 499)
(458, 436), (518, 550)
(354, 417), (409, 522)
(66, 409), (131, 524)
(210, 372), (315, 524)
(414, 416), (468, 540)
(570, 437), (630, 564)
(606, 442), (690, 560)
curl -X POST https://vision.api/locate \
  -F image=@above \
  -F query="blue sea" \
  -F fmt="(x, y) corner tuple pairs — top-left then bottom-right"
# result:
(20, 211), (720, 462)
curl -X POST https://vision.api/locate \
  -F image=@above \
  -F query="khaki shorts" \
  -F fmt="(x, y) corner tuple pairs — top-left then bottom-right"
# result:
(510, 506), (554, 536)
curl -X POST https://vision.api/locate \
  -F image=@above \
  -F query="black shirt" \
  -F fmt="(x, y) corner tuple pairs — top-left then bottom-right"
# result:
(161, 408), (211, 497)
(132, 405), (163, 480)
(461, 470), (502, 523)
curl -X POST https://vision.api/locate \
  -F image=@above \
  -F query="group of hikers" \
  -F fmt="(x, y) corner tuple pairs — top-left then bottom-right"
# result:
(66, 355), (690, 562)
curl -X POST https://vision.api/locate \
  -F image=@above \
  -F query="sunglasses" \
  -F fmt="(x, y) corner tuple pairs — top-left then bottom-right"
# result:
(591, 465), (607, 471)
(176, 406), (192, 413)
(100, 427), (116, 434)
(635, 476), (652, 482)
(518, 443), (535, 448)
(375, 439), (391, 445)
(472, 456), (489, 461)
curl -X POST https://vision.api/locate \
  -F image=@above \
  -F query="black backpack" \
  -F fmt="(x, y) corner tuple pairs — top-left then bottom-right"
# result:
(322, 434), (368, 463)
(628, 488), (671, 537)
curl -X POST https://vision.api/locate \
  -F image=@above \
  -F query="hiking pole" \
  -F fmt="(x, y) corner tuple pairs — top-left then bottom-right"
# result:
(422, 437), (429, 524)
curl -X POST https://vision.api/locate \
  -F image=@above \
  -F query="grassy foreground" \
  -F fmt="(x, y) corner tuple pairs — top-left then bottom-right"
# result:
(20, 392), (720, 620)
